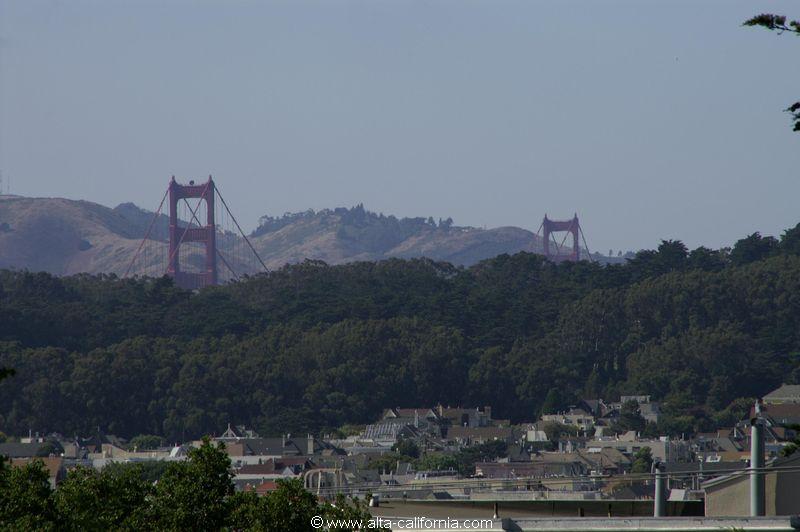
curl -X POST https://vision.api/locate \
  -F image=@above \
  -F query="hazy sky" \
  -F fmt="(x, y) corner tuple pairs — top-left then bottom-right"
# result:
(1, 1), (799, 253)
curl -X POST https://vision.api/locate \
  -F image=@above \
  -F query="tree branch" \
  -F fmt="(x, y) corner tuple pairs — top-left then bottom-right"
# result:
(743, 14), (800, 34)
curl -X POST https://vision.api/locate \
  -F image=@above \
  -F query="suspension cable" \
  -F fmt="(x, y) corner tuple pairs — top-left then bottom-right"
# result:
(215, 186), (268, 273)
(124, 188), (168, 278)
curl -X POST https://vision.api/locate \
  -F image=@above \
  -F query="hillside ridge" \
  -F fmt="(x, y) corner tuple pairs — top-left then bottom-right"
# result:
(0, 195), (602, 275)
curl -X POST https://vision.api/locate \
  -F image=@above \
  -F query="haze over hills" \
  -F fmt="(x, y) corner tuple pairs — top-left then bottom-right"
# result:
(0, 195), (603, 276)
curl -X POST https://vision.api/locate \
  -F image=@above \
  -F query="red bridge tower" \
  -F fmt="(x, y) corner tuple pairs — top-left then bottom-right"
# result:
(167, 176), (218, 289)
(539, 213), (588, 262)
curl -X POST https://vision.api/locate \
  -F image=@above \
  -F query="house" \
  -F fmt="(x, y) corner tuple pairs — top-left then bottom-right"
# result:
(383, 408), (440, 423)
(584, 436), (691, 463)
(220, 436), (304, 463)
(242, 480), (279, 495)
(615, 395), (661, 424)
(763, 384), (800, 405)
(10, 457), (66, 489)
(437, 406), (493, 428)
(234, 457), (311, 482)
(576, 399), (609, 418)
(638, 402), (661, 425)
(477, 453), (595, 482)
(523, 424), (549, 443)
(218, 424), (260, 440)
(363, 422), (424, 445)
(446, 426), (516, 447)
(620, 395), (652, 405)
(380, 408), (443, 437)
(540, 407), (595, 432)
(581, 447), (632, 475)
(703, 453), (800, 516)
(323, 435), (396, 456)
(751, 403), (800, 428)
(0, 442), (51, 459)
(62, 441), (87, 459)
(88, 443), (171, 461)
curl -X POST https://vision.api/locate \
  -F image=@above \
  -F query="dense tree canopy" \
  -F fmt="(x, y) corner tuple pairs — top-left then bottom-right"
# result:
(2, 224), (800, 439)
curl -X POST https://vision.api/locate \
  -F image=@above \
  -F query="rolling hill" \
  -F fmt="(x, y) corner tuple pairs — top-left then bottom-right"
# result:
(0, 195), (599, 276)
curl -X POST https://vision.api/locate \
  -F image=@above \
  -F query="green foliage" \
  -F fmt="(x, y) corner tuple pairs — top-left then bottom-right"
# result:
(35, 440), (63, 458)
(744, 13), (800, 132)
(128, 434), (164, 451)
(712, 397), (756, 428)
(322, 493), (381, 532)
(0, 453), (372, 531)
(2, 230), (800, 439)
(54, 465), (151, 531)
(613, 401), (646, 434)
(744, 13), (800, 33)
(540, 421), (580, 441)
(781, 442), (798, 457)
(540, 388), (565, 415)
(101, 461), (171, 484)
(391, 439), (420, 459)
(453, 440), (508, 476)
(232, 478), (318, 531)
(147, 438), (233, 531)
(631, 447), (653, 473)
(415, 453), (459, 472)
(366, 452), (407, 474)
(730, 233), (778, 265)
(0, 458), (56, 530)
(227, 478), (380, 532)
(332, 424), (365, 438)
(0, 367), (14, 381)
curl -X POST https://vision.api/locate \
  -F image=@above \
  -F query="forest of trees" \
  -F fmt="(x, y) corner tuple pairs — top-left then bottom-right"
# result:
(1, 225), (800, 441)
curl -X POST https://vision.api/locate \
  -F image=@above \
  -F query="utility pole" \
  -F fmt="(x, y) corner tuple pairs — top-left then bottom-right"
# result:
(653, 460), (667, 517)
(750, 415), (765, 516)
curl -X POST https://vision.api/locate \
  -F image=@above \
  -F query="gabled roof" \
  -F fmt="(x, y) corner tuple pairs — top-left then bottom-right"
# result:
(698, 456), (800, 492)
(242, 480), (279, 494)
(751, 403), (800, 426)
(506, 444), (531, 462)
(666, 460), (746, 475)
(0, 442), (48, 458)
(254, 480), (278, 494)
(11, 457), (64, 479)
(447, 426), (514, 441)
(763, 384), (800, 403)
(387, 408), (440, 420)
(438, 406), (490, 420)
(364, 422), (422, 440)
(238, 462), (277, 475)
(476, 460), (588, 479)
(612, 483), (652, 499)
(229, 438), (303, 456)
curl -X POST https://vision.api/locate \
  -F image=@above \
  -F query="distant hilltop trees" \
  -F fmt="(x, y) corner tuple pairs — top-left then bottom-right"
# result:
(251, 204), (454, 238)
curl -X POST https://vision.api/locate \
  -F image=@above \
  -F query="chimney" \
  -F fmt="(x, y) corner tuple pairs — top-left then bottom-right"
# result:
(282, 434), (286, 448)
(307, 434), (314, 455)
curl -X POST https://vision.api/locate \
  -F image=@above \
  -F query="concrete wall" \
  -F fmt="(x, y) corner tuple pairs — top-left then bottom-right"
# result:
(705, 470), (800, 516)
(369, 499), (703, 519)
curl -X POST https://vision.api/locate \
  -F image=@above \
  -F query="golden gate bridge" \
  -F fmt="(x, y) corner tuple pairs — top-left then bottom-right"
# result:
(124, 176), (267, 290)
(125, 176), (592, 290)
